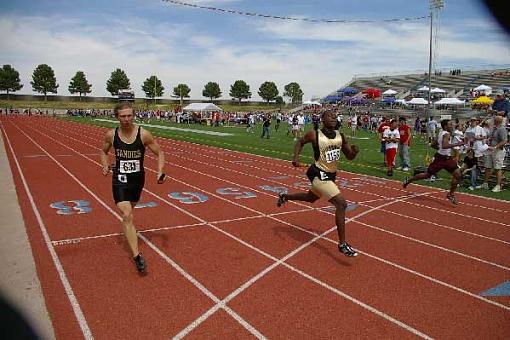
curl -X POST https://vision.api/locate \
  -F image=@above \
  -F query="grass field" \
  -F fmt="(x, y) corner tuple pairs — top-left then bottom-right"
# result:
(61, 116), (510, 201)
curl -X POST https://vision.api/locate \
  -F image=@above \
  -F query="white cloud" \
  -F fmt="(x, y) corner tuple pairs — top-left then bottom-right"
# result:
(0, 13), (508, 102)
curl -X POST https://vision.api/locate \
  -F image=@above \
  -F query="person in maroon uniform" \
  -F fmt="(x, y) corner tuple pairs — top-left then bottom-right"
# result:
(100, 103), (166, 273)
(403, 119), (466, 204)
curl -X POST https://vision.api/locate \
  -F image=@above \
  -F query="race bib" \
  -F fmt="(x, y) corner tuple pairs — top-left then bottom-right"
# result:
(325, 149), (341, 163)
(119, 160), (141, 174)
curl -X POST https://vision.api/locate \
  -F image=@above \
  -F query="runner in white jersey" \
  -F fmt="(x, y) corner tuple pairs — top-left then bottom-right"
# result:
(403, 119), (466, 204)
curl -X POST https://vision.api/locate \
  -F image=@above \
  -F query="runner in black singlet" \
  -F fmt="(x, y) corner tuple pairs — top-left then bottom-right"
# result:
(101, 103), (166, 273)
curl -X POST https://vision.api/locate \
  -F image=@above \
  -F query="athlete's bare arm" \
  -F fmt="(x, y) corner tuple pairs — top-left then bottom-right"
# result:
(340, 133), (359, 160)
(141, 128), (165, 181)
(292, 130), (316, 167)
(100, 129), (114, 176)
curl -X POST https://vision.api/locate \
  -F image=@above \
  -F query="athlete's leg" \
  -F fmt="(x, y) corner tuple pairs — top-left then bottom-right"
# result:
(449, 168), (461, 195)
(285, 190), (319, 203)
(329, 194), (348, 243)
(116, 201), (139, 257)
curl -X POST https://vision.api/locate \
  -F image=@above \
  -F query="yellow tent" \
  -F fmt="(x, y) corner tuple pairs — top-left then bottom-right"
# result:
(471, 96), (494, 105)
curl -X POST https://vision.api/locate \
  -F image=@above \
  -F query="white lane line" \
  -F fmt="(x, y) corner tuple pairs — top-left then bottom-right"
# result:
(29, 119), (510, 319)
(39, 121), (510, 272)
(23, 118), (434, 338)
(10, 121), (266, 340)
(1, 123), (93, 339)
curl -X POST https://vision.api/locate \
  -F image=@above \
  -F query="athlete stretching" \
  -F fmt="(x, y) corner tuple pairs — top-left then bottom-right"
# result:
(277, 110), (360, 257)
(100, 103), (165, 273)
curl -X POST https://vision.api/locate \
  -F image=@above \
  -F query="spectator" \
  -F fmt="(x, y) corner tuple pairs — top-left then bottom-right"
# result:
(480, 115), (508, 192)
(427, 117), (438, 143)
(383, 119), (400, 176)
(491, 90), (509, 125)
(377, 116), (390, 167)
(464, 117), (487, 189)
(397, 117), (411, 171)
(460, 148), (478, 191)
(261, 114), (271, 139)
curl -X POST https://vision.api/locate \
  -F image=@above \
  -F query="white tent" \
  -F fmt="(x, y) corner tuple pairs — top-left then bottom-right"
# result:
(303, 100), (322, 106)
(408, 97), (429, 105)
(395, 99), (407, 105)
(473, 84), (492, 96)
(431, 87), (446, 93)
(474, 84), (492, 91)
(183, 103), (223, 113)
(417, 86), (429, 91)
(382, 89), (397, 95)
(434, 98), (465, 105)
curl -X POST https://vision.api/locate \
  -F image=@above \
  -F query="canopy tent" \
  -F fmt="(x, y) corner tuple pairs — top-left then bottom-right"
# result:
(362, 88), (381, 99)
(408, 97), (428, 105)
(417, 86), (429, 92)
(338, 87), (358, 95)
(474, 84), (492, 95)
(471, 96), (494, 105)
(323, 95), (342, 103)
(395, 99), (407, 105)
(347, 97), (368, 105)
(473, 84), (492, 91)
(183, 103), (223, 112)
(382, 89), (398, 95)
(434, 97), (465, 105)
(430, 87), (446, 93)
(302, 100), (322, 106)
(381, 97), (396, 103)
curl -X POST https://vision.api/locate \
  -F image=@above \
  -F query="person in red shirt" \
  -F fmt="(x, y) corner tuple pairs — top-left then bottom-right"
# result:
(377, 116), (390, 166)
(397, 117), (411, 171)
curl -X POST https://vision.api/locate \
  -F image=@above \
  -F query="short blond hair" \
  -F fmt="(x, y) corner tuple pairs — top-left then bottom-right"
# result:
(114, 102), (133, 117)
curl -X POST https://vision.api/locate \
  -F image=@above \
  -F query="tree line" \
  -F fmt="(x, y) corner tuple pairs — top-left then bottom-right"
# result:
(0, 64), (304, 104)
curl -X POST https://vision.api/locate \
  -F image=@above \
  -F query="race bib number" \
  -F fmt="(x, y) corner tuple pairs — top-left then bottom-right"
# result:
(119, 160), (140, 174)
(320, 171), (328, 180)
(325, 148), (340, 163)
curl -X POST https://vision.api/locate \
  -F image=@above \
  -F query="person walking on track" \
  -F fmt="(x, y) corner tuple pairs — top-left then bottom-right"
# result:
(276, 110), (360, 257)
(100, 102), (166, 273)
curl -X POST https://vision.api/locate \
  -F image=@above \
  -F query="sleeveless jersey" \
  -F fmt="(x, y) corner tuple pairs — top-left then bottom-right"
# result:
(113, 126), (145, 183)
(437, 130), (452, 157)
(313, 129), (343, 173)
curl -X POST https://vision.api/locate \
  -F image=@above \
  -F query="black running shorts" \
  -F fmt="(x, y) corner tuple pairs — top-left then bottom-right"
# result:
(112, 173), (145, 204)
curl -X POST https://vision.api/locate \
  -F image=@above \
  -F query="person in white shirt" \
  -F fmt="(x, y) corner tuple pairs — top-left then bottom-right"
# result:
(464, 117), (487, 189)
(382, 119), (400, 176)
(427, 117), (438, 143)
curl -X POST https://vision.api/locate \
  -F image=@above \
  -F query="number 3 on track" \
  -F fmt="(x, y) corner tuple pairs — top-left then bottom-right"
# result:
(50, 200), (92, 215)
(168, 192), (209, 204)
(216, 188), (256, 199)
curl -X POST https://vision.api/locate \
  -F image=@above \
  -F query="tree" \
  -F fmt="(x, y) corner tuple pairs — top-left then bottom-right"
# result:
(0, 65), (23, 99)
(258, 81), (279, 104)
(106, 68), (130, 96)
(202, 82), (221, 101)
(275, 96), (285, 109)
(283, 82), (303, 104)
(173, 83), (190, 105)
(142, 75), (164, 99)
(229, 80), (251, 104)
(68, 71), (92, 101)
(30, 64), (58, 101)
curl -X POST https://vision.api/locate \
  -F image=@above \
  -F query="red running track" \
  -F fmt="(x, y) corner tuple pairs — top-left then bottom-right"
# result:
(1, 115), (509, 339)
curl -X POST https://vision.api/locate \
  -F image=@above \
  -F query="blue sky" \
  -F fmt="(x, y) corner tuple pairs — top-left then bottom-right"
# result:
(0, 0), (509, 100)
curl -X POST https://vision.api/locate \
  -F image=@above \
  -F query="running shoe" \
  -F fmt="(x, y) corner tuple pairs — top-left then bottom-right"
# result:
(446, 193), (458, 205)
(134, 254), (147, 273)
(338, 242), (358, 257)
(492, 185), (502, 193)
(403, 177), (410, 189)
(277, 193), (287, 207)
